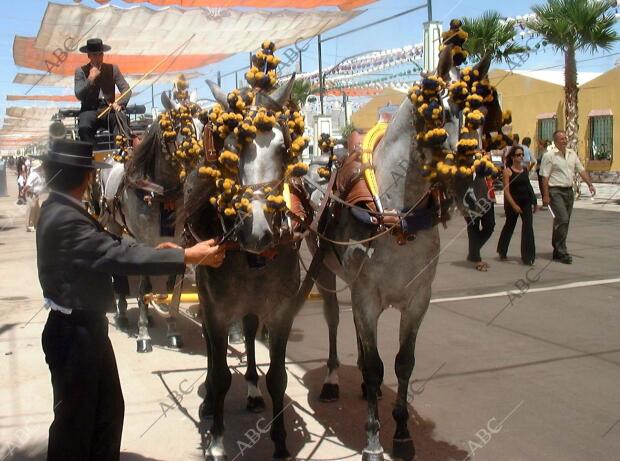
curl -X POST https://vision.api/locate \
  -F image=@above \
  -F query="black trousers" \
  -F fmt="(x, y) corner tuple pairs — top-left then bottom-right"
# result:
(42, 311), (124, 461)
(466, 205), (496, 262)
(497, 203), (536, 263)
(78, 110), (118, 145)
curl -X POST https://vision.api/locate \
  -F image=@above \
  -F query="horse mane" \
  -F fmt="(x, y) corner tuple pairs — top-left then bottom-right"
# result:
(176, 166), (220, 239)
(126, 122), (161, 180)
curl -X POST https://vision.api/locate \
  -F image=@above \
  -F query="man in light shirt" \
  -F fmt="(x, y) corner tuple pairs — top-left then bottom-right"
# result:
(540, 130), (595, 264)
(24, 160), (45, 231)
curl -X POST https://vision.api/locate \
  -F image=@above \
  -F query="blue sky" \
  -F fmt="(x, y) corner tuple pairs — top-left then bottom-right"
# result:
(0, 0), (619, 117)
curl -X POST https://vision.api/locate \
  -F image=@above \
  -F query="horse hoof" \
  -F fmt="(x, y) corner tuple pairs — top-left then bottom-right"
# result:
(115, 314), (129, 329)
(199, 399), (214, 420)
(246, 396), (266, 413)
(361, 382), (383, 400)
(393, 438), (415, 461)
(137, 339), (152, 353)
(319, 383), (339, 402)
(167, 335), (183, 349)
(361, 450), (384, 461)
(272, 448), (293, 460)
(206, 456), (227, 461)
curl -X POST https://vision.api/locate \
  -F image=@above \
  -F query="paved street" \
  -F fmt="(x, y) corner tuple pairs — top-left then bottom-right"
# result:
(1, 170), (619, 461)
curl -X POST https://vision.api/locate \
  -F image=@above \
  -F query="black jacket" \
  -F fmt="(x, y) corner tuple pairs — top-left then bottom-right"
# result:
(74, 63), (131, 111)
(36, 193), (184, 314)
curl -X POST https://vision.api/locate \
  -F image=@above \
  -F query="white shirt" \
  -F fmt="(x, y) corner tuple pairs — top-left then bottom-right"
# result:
(539, 146), (584, 188)
(26, 170), (45, 195)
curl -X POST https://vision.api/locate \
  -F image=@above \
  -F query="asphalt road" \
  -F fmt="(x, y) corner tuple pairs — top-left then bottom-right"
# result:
(1, 170), (619, 461)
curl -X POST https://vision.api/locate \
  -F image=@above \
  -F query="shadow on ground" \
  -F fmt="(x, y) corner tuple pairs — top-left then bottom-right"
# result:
(0, 444), (165, 461)
(297, 365), (468, 461)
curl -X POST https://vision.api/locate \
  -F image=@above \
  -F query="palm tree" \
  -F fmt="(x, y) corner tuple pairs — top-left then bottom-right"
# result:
(527, 0), (619, 151)
(290, 79), (317, 108)
(463, 11), (529, 64)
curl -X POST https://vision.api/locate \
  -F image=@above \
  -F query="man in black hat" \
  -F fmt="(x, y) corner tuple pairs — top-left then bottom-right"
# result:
(36, 139), (225, 461)
(75, 38), (130, 145)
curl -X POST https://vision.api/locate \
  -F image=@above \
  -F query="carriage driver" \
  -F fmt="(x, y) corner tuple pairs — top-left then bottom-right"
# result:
(35, 139), (226, 460)
(74, 38), (130, 145)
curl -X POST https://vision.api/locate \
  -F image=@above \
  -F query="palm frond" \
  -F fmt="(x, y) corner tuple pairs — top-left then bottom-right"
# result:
(527, 0), (619, 54)
(463, 10), (525, 64)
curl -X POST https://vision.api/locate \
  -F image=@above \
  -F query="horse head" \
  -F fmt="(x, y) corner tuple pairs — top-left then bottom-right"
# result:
(206, 75), (300, 254)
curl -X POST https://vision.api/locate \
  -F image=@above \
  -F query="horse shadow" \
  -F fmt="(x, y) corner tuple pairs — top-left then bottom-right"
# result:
(176, 371), (312, 460)
(299, 364), (468, 461)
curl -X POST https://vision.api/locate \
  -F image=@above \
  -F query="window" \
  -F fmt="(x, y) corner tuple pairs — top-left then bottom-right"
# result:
(589, 115), (613, 161)
(537, 117), (557, 145)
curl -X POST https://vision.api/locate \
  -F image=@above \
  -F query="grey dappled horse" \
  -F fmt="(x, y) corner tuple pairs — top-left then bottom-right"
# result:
(305, 49), (498, 461)
(100, 95), (204, 352)
(183, 77), (304, 461)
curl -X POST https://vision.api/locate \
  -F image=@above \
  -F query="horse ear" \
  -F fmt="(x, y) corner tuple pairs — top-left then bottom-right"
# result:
(161, 92), (175, 111)
(269, 73), (296, 108)
(205, 79), (230, 111)
(436, 44), (453, 82)
(474, 53), (492, 79)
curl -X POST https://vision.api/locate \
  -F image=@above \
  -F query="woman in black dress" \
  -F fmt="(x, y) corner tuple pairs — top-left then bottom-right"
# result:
(497, 145), (538, 265)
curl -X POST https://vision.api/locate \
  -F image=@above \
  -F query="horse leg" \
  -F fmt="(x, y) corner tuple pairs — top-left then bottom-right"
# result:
(165, 273), (183, 349)
(353, 291), (384, 461)
(243, 314), (265, 413)
(112, 274), (129, 329)
(136, 276), (153, 353)
(199, 317), (215, 420)
(204, 317), (232, 461)
(392, 302), (426, 461)
(266, 316), (294, 461)
(317, 269), (340, 402)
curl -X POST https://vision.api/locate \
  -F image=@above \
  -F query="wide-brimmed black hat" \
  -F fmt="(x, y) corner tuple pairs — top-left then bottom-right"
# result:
(79, 38), (111, 54)
(33, 139), (111, 169)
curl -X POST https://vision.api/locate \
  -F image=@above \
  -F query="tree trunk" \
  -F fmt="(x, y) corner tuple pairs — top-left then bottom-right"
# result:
(564, 46), (579, 153)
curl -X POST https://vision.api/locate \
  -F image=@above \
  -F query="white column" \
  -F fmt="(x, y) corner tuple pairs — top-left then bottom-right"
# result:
(423, 21), (443, 73)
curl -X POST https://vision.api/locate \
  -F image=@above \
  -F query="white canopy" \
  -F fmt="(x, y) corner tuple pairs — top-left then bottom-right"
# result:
(13, 71), (204, 89)
(34, 2), (361, 55)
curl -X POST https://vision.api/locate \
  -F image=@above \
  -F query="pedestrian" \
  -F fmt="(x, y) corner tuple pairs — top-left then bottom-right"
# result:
(497, 146), (537, 266)
(540, 130), (596, 264)
(24, 160), (45, 232)
(465, 171), (496, 271)
(521, 136), (536, 171)
(536, 139), (550, 208)
(16, 162), (28, 205)
(35, 139), (226, 461)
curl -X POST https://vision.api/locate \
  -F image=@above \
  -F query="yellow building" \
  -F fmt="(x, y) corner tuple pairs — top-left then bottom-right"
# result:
(489, 68), (619, 176)
(351, 68), (619, 177)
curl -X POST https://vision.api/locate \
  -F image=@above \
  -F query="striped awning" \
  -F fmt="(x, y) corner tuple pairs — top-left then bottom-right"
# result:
(13, 71), (204, 88)
(93, 0), (374, 11)
(7, 95), (78, 103)
(14, 36), (225, 77)
(32, 3), (360, 56)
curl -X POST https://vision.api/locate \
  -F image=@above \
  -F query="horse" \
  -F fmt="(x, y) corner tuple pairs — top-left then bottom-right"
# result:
(303, 45), (502, 460)
(100, 91), (204, 352)
(182, 75), (313, 461)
